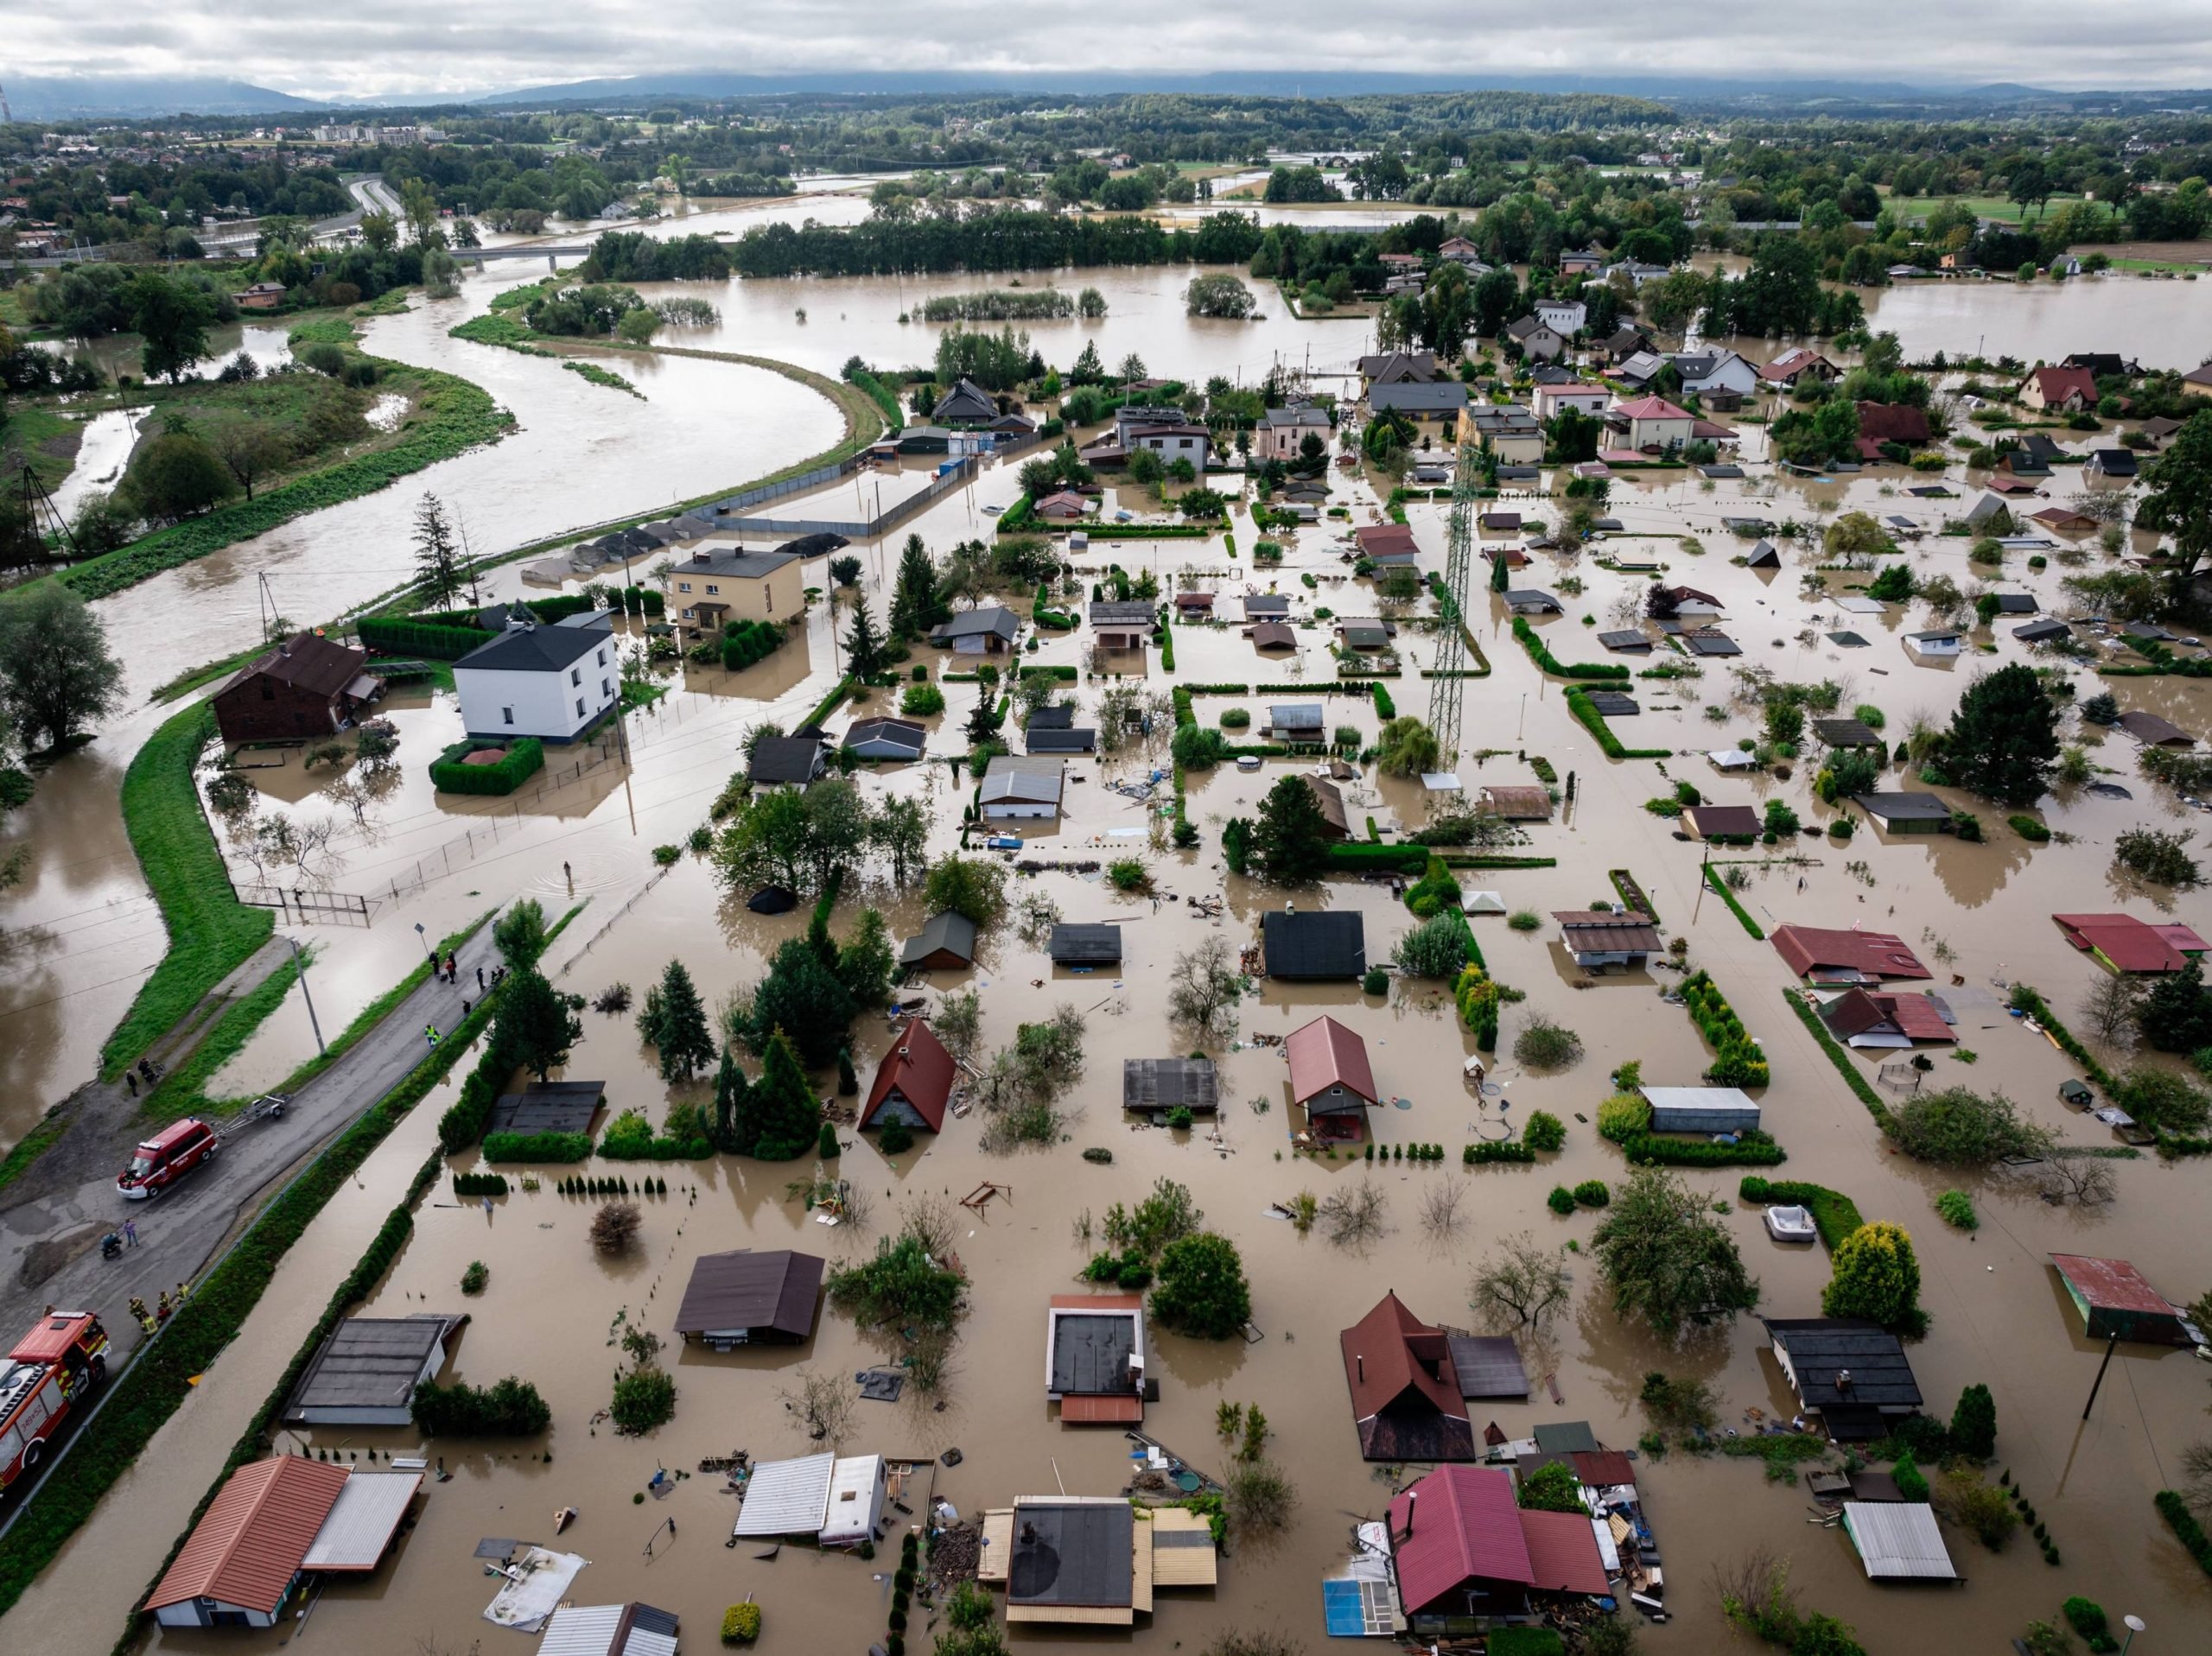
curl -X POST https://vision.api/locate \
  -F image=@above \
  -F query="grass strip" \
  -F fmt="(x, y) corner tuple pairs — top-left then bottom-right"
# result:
(1738, 1176), (1865, 1249)
(1781, 987), (1894, 1129)
(41, 364), (512, 605)
(139, 957), (302, 1124)
(0, 1116), (68, 1197)
(1703, 863), (1765, 939)
(102, 705), (274, 1080)
(1566, 687), (1671, 758)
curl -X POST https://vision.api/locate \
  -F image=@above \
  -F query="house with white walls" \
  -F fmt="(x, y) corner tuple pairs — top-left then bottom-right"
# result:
(454, 612), (620, 743)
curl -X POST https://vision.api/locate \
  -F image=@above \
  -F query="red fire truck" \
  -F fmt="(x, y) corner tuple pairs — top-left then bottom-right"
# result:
(0, 1310), (110, 1494)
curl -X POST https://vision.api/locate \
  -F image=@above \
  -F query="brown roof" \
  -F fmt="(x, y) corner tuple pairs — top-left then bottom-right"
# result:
(1855, 403), (1931, 447)
(2050, 1253), (2174, 1317)
(2119, 709), (2196, 747)
(1305, 775), (1350, 834)
(1250, 621), (1297, 650)
(1355, 523), (1420, 559)
(1479, 786), (1553, 821)
(147, 1458), (350, 1615)
(1771, 924), (1930, 980)
(2029, 365), (2096, 405)
(672, 1248), (823, 1340)
(1287, 1015), (1377, 1109)
(220, 631), (369, 701)
(861, 1018), (955, 1131)
(1340, 1291), (1470, 1457)
(1685, 803), (1762, 839)
(1553, 911), (1662, 953)
(1570, 1449), (1636, 1489)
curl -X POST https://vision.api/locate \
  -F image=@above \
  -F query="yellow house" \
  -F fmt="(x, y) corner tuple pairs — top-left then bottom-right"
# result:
(665, 545), (804, 628)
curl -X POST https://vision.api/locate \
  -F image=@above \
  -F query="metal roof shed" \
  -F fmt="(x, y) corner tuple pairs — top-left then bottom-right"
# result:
(300, 1470), (421, 1571)
(284, 1313), (464, 1425)
(1842, 1502), (1958, 1580)
(1049, 923), (1123, 964)
(817, 1455), (889, 1547)
(672, 1248), (824, 1348)
(537, 1603), (681, 1656)
(1122, 1058), (1218, 1113)
(2050, 1253), (2200, 1346)
(1640, 1086), (1761, 1133)
(733, 1451), (836, 1538)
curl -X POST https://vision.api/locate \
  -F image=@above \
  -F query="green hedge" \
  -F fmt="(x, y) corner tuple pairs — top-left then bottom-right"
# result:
(359, 615), (496, 660)
(480, 1129), (594, 1163)
(1180, 682), (1250, 695)
(1681, 969), (1770, 1087)
(2003, 984), (2116, 1092)
(1703, 864), (1766, 938)
(452, 1171), (509, 1196)
(1325, 842), (1429, 873)
(54, 364), (512, 603)
(1464, 1139), (1537, 1165)
(1739, 1177), (1865, 1250)
(997, 493), (1037, 534)
(1566, 688), (1671, 759)
(2155, 1490), (2212, 1578)
(430, 739), (545, 796)
(103, 704), (274, 1079)
(1020, 663), (1079, 682)
(1511, 616), (1630, 680)
(721, 618), (786, 670)
(1781, 989), (1894, 1129)
(1623, 1132), (1787, 1167)
(845, 367), (906, 434)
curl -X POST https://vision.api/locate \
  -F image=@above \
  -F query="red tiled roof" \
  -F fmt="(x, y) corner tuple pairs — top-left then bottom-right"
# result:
(147, 1459), (350, 1615)
(2053, 913), (2190, 974)
(1855, 403), (1931, 447)
(1341, 1291), (1467, 1431)
(1771, 925), (1930, 980)
(1877, 993), (1955, 1043)
(1355, 523), (1420, 559)
(1517, 1508), (1611, 1595)
(2030, 365), (2097, 406)
(1613, 396), (1692, 421)
(1570, 1450), (1636, 1490)
(2051, 1253), (2172, 1317)
(1287, 1015), (1377, 1107)
(1387, 1465), (1532, 1615)
(861, 1018), (954, 1131)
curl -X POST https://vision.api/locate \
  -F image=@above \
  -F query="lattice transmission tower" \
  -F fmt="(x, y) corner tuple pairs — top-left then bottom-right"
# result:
(1423, 438), (1481, 762)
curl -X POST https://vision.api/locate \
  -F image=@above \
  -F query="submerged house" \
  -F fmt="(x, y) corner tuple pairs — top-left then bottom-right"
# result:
(283, 1313), (464, 1426)
(899, 911), (979, 971)
(1639, 1086), (1763, 1134)
(1048, 923), (1122, 967)
(1817, 988), (1955, 1048)
(1262, 910), (1366, 980)
(1046, 1293), (1147, 1424)
(1853, 792), (1953, 833)
(1340, 1291), (1474, 1461)
(2052, 912), (2209, 975)
(1770, 925), (1930, 983)
(1287, 1014), (1379, 1138)
(1122, 1058), (1218, 1115)
(977, 1494), (1216, 1625)
(1385, 1464), (1611, 1623)
(211, 632), (382, 746)
(2050, 1254), (2207, 1347)
(860, 1018), (955, 1132)
(1762, 1318), (1923, 1441)
(1554, 910), (1661, 970)
(672, 1249), (824, 1349)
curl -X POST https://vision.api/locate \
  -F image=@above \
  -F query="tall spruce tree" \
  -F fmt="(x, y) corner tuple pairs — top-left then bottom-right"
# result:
(412, 492), (463, 606)
(887, 534), (944, 639)
(711, 1046), (747, 1152)
(1250, 773), (1332, 882)
(744, 1029), (823, 1160)
(650, 959), (715, 1082)
(843, 598), (887, 679)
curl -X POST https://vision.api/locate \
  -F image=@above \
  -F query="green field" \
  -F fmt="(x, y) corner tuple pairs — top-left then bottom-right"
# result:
(0, 404), (80, 492)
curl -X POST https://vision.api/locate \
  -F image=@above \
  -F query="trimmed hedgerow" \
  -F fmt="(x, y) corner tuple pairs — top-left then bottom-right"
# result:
(1510, 615), (1630, 680)
(2154, 1489), (2212, 1578)
(357, 614), (496, 659)
(480, 1129), (594, 1163)
(430, 738), (545, 796)
(1680, 969), (1770, 1087)
(1464, 1139), (1536, 1165)
(452, 1171), (509, 1196)
(1739, 1177), (1865, 1251)
(1566, 687), (1670, 759)
(1622, 1131), (1786, 1168)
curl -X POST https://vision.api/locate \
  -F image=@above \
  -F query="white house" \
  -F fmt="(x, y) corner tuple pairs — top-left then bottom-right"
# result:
(1905, 628), (1964, 658)
(1533, 298), (1586, 336)
(454, 612), (618, 743)
(1670, 350), (1761, 399)
(980, 755), (1065, 820)
(1531, 382), (1613, 422)
(1611, 396), (1697, 452)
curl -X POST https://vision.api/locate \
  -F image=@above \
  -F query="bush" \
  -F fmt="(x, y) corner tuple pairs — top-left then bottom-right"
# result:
(901, 682), (945, 716)
(410, 1375), (551, 1435)
(1888, 1086), (2052, 1164)
(1821, 1221), (1923, 1333)
(1523, 1110), (1567, 1152)
(1398, 911), (1472, 977)
(1464, 1139), (1537, 1165)
(482, 1129), (593, 1163)
(451, 1171), (509, 1197)
(879, 1117), (914, 1153)
(1573, 1179), (1610, 1208)
(722, 1602), (762, 1644)
(1681, 970), (1770, 1086)
(430, 739), (545, 796)
(720, 618), (786, 671)
(1892, 1454), (1929, 1502)
(1598, 1092), (1653, 1142)
(1362, 967), (1389, 995)
(1935, 1189), (1977, 1229)
(1514, 1016), (1583, 1069)
(1548, 1185), (1577, 1215)
(1507, 909), (1542, 931)
(610, 1365), (677, 1434)
(1218, 706), (1251, 728)
(1151, 1233), (1251, 1339)
(1165, 1106), (1195, 1131)
(590, 1200), (643, 1252)
(461, 1260), (489, 1295)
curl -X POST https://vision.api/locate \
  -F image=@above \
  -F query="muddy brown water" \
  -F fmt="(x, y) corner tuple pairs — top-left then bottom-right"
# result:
(4, 255), (2212, 1651)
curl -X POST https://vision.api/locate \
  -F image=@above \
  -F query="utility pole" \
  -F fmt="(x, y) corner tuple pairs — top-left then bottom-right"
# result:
(283, 934), (326, 1056)
(2082, 1331), (2120, 1421)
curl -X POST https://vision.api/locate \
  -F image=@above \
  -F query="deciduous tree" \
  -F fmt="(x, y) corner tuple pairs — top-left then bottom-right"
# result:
(1591, 1168), (1760, 1337)
(0, 584), (124, 752)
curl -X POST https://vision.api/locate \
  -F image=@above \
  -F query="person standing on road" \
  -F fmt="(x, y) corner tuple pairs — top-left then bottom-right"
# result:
(425, 1025), (441, 1048)
(125, 1071), (137, 1097)
(124, 1218), (137, 1248)
(477, 964), (486, 991)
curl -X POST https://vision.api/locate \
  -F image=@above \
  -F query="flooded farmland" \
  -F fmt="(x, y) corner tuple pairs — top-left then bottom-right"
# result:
(3, 229), (2211, 1656)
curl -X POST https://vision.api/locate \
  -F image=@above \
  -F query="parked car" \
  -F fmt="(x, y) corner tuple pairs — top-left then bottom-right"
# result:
(118, 1118), (218, 1201)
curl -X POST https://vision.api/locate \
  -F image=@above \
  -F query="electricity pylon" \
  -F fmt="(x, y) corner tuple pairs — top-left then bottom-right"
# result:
(1423, 439), (1480, 762)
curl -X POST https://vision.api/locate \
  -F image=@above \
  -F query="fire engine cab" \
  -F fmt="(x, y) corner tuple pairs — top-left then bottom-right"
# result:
(0, 1310), (110, 1494)
(118, 1116), (218, 1200)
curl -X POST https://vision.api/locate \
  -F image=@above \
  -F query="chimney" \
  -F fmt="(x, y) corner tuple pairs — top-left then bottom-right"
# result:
(1835, 1368), (1853, 1394)
(1402, 1490), (1417, 1539)
(1356, 1355), (1364, 1383)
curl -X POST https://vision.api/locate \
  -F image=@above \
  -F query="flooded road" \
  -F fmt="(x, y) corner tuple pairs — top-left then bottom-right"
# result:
(3, 224), (2211, 1655)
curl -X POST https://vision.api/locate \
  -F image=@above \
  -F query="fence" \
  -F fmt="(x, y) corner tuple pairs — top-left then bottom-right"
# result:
(383, 733), (627, 901)
(1876, 1062), (1924, 1096)
(700, 454), (981, 544)
(233, 885), (373, 925)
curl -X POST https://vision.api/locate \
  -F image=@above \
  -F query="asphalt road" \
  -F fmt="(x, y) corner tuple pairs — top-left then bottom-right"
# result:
(0, 923), (505, 1359)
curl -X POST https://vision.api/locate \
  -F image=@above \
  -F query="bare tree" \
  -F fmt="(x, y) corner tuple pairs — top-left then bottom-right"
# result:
(589, 1201), (641, 1253)
(1470, 1231), (1573, 1330)
(778, 1367), (855, 1451)
(2036, 1156), (2116, 1206)
(1713, 1545), (1797, 1639)
(1169, 935), (1243, 1042)
(899, 1191), (960, 1261)
(2079, 973), (2144, 1046)
(324, 776), (372, 828)
(289, 815), (340, 885)
(1418, 1180), (1466, 1241)
(931, 987), (983, 1060)
(1319, 1177), (1389, 1247)
(2180, 1438), (2212, 1520)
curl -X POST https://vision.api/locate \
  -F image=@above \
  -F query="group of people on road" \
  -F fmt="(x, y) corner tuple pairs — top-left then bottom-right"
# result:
(126, 1281), (191, 1333)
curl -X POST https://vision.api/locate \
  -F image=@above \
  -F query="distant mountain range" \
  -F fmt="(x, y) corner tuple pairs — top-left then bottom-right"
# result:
(8, 68), (2211, 123)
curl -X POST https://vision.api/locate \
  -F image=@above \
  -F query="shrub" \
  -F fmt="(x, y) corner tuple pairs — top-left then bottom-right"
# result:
(1362, 967), (1389, 995)
(1548, 1186), (1577, 1215)
(1165, 1105), (1195, 1131)
(1598, 1092), (1652, 1142)
(1218, 706), (1251, 728)
(1507, 909), (1542, 931)
(461, 1260), (489, 1295)
(1150, 1233), (1251, 1339)
(1464, 1139), (1537, 1164)
(1523, 1110), (1567, 1152)
(589, 1200), (643, 1253)
(1936, 1469), (2018, 1550)
(410, 1375), (551, 1435)
(1935, 1189), (1977, 1229)
(879, 1117), (914, 1154)
(451, 1171), (509, 1197)
(1573, 1179), (1610, 1208)
(901, 682), (945, 716)
(481, 1130), (594, 1163)
(1398, 911), (1472, 977)
(1514, 1016), (1583, 1069)
(722, 1602), (763, 1644)
(1892, 1454), (1929, 1502)
(430, 738), (545, 796)
(1950, 1382), (1998, 1460)
(610, 1365), (677, 1434)
(1821, 1221), (1924, 1333)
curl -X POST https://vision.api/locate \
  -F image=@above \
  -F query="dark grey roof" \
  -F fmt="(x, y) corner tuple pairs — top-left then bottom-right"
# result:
(488, 1080), (605, 1136)
(1598, 630), (1652, 651)
(931, 606), (1020, 644)
(1089, 601), (1157, 628)
(1009, 1501), (1133, 1608)
(845, 717), (926, 757)
(1991, 593), (2037, 613)
(456, 612), (613, 674)
(1049, 1312), (1138, 1395)
(933, 378), (997, 422)
(2014, 618), (2071, 642)
(1369, 380), (1470, 414)
(1246, 595), (1291, 616)
(2088, 448), (2139, 475)
(1027, 704), (1076, 730)
(1504, 589), (1560, 611)
(1026, 726), (1096, 753)
(1701, 463), (1746, 479)
(1048, 923), (1122, 963)
(672, 1249), (823, 1341)
(1827, 631), (1872, 648)
(1763, 1317), (1922, 1411)
(1685, 631), (1741, 657)
(1122, 1058), (1218, 1112)
(1583, 691), (1638, 716)
(749, 737), (824, 785)
(1532, 1419), (1599, 1455)
(1262, 910), (1366, 980)
(1812, 718), (1883, 748)
(286, 1315), (460, 1418)
(673, 547), (800, 581)
(900, 910), (978, 965)
(1447, 1335), (1531, 1399)
(1855, 791), (1951, 822)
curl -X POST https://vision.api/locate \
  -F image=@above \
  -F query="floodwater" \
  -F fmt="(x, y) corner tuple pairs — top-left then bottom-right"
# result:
(47, 405), (147, 523)
(6, 233), (2212, 1654)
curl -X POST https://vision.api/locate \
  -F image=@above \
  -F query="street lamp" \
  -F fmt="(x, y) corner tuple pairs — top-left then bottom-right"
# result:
(2120, 1615), (2145, 1656)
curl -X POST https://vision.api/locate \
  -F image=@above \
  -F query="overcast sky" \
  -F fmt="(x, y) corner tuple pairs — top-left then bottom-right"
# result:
(16, 2), (2212, 101)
